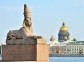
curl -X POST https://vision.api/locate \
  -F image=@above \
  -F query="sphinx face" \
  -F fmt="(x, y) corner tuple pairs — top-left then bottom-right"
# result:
(24, 18), (32, 27)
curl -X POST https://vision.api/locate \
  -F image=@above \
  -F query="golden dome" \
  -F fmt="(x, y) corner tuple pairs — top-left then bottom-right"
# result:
(60, 22), (68, 31)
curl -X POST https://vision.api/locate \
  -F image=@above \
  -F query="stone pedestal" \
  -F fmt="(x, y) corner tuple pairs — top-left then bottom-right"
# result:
(2, 37), (49, 62)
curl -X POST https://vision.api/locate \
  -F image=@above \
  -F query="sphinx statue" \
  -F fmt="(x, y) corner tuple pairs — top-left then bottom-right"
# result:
(6, 4), (47, 45)
(7, 4), (33, 40)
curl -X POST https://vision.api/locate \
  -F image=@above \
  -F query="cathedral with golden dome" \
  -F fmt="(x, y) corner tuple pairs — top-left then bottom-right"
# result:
(58, 22), (70, 42)
(50, 22), (84, 57)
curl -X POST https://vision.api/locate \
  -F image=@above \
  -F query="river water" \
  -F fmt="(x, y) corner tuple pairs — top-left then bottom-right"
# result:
(50, 57), (84, 62)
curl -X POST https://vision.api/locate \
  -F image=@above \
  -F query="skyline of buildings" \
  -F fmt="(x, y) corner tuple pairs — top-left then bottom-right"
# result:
(50, 22), (84, 56)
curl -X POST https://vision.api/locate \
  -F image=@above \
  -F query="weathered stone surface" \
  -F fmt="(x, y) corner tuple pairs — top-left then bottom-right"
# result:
(1, 61), (36, 62)
(37, 44), (49, 61)
(2, 44), (49, 62)
(2, 45), (36, 61)
(6, 36), (46, 45)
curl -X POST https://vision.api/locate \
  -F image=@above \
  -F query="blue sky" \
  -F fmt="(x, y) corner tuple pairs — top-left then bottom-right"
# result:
(0, 0), (84, 43)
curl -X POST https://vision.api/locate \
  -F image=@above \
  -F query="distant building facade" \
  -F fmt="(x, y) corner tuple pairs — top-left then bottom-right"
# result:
(50, 41), (84, 55)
